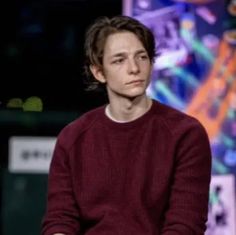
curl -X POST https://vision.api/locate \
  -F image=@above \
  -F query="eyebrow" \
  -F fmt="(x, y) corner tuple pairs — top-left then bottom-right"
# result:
(109, 49), (147, 59)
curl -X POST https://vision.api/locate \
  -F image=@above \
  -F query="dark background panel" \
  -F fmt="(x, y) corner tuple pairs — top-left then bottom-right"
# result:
(1, 171), (48, 235)
(1, 0), (121, 112)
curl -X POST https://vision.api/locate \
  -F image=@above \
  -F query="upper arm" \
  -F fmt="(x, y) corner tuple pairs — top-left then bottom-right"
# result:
(161, 122), (212, 235)
(41, 140), (80, 235)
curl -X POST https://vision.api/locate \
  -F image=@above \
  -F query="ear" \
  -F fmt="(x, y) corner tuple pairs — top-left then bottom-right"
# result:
(89, 65), (106, 83)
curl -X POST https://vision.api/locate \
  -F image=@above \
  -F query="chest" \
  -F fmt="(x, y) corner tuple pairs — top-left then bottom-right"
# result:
(70, 125), (175, 205)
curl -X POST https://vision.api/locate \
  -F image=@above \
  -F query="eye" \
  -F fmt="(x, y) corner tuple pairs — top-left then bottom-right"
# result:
(138, 54), (148, 61)
(112, 58), (125, 64)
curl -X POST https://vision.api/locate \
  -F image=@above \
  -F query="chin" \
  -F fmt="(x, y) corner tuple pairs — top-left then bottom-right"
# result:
(124, 90), (146, 99)
(130, 87), (146, 95)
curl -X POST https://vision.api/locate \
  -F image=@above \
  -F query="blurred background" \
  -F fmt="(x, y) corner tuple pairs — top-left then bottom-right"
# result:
(1, 0), (236, 234)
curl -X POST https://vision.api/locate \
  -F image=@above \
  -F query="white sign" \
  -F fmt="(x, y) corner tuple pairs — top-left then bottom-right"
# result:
(9, 136), (56, 174)
(206, 174), (236, 235)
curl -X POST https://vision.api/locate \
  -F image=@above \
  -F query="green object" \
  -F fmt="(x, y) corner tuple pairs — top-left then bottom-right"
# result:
(22, 96), (43, 112)
(6, 98), (23, 109)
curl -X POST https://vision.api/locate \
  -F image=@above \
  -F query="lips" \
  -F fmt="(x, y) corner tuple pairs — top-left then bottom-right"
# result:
(126, 80), (144, 85)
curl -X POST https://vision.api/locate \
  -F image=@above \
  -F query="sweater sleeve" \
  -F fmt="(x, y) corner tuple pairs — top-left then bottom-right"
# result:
(161, 120), (212, 235)
(41, 138), (80, 235)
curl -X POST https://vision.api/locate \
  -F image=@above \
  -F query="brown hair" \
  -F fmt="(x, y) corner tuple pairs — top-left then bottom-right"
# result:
(84, 15), (156, 90)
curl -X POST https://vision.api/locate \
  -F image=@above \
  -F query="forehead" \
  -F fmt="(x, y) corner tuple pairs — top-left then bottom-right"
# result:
(103, 31), (145, 56)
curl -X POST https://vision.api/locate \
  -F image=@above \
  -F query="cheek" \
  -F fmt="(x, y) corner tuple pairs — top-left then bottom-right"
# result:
(104, 66), (124, 79)
(103, 71), (120, 86)
(142, 66), (152, 77)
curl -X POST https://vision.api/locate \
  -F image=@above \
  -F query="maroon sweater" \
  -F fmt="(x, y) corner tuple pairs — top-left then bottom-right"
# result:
(42, 100), (212, 235)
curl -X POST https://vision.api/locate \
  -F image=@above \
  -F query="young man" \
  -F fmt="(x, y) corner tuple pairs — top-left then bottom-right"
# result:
(41, 15), (212, 235)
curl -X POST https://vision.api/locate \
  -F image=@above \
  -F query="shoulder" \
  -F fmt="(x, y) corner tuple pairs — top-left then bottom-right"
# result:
(152, 100), (208, 138)
(56, 105), (105, 150)
(152, 101), (211, 163)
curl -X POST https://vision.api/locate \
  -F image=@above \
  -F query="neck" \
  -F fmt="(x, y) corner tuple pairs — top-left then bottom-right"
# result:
(106, 95), (152, 122)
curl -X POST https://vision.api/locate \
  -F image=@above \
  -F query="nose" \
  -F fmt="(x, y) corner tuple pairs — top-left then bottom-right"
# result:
(127, 58), (140, 74)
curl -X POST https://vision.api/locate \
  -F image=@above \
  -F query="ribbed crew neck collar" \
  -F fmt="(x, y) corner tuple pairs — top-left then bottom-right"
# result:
(101, 100), (157, 130)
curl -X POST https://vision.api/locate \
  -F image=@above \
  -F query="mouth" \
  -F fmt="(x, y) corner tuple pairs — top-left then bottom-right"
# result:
(126, 80), (145, 85)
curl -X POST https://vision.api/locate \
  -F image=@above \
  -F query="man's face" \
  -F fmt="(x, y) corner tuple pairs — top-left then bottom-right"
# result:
(92, 31), (153, 100)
